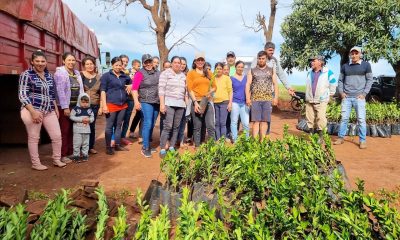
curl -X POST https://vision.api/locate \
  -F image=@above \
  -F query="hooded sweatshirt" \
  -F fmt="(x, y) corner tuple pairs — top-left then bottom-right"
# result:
(69, 93), (94, 134)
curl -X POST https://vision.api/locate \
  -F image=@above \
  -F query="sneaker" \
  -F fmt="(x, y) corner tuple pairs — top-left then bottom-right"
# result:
(138, 138), (143, 144)
(61, 156), (72, 164)
(128, 132), (137, 139)
(121, 138), (133, 145)
(168, 147), (175, 152)
(359, 142), (367, 149)
(151, 148), (157, 153)
(333, 138), (344, 145)
(53, 160), (66, 168)
(159, 149), (167, 159)
(141, 148), (152, 158)
(89, 149), (98, 154)
(32, 164), (48, 171)
(106, 147), (115, 155)
(115, 145), (129, 151)
(72, 155), (81, 163)
(82, 155), (89, 162)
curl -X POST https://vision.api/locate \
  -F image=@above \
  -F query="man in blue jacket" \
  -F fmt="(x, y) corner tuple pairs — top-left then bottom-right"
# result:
(334, 46), (373, 149)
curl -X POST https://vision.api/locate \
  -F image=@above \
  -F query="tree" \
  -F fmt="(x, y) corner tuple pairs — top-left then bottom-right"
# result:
(94, 0), (207, 65)
(242, 0), (278, 42)
(280, 0), (400, 100)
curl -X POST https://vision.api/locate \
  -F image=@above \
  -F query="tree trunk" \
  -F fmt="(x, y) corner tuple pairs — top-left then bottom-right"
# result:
(265, 0), (277, 42)
(156, 32), (169, 67)
(393, 61), (400, 102)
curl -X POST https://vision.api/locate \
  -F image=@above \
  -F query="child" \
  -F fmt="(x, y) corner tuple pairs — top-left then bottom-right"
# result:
(70, 93), (94, 162)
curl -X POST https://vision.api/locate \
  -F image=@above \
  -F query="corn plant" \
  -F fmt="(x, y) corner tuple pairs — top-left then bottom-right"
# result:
(112, 205), (128, 240)
(0, 204), (28, 240)
(95, 187), (109, 240)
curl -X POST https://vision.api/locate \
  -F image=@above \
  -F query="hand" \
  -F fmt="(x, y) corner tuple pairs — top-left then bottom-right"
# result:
(135, 102), (141, 111)
(357, 94), (365, 100)
(63, 108), (71, 117)
(340, 93), (347, 99)
(55, 109), (60, 119)
(272, 98), (278, 106)
(98, 107), (103, 116)
(227, 102), (232, 112)
(246, 98), (252, 107)
(194, 102), (201, 113)
(160, 104), (166, 114)
(31, 110), (43, 123)
(82, 117), (90, 124)
(125, 85), (132, 94)
(288, 88), (296, 96)
(103, 105), (109, 114)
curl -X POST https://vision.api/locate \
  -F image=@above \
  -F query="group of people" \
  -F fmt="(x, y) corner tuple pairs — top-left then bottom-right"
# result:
(18, 40), (372, 170)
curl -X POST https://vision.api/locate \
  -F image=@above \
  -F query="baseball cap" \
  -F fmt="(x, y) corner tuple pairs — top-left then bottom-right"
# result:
(142, 54), (153, 63)
(308, 55), (325, 62)
(226, 51), (235, 57)
(194, 52), (205, 60)
(350, 46), (362, 53)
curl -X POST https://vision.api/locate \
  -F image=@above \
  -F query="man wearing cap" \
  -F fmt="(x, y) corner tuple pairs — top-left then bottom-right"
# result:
(305, 55), (336, 140)
(334, 46), (373, 149)
(226, 51), (236, 76)
(264, 42), (295, 96)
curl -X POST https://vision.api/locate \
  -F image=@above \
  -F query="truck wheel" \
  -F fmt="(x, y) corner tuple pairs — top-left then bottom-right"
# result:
(369, 94), (381, 103)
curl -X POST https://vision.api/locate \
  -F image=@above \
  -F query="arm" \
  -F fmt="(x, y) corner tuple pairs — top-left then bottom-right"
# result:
(338, 65), (346, 98)
(18, 71), (43, 123)
(272, 69), (279, 106)
(362, 63), (374, 98)
(275, 60), (294, 95)
(245, 70), (253, 106)
(100, 74), (109, 113)
(76, 71), (84, 94)
(132, 71), (144, 110)
(54, 71), (69, 109)
(158, 71), (167, 114)
(227, 77), (233, 111)
(187, 71), (201, 113)
(69, 108), (83, 122)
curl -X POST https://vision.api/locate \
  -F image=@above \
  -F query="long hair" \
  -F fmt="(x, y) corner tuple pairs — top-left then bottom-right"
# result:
(192, 59), (210, 79)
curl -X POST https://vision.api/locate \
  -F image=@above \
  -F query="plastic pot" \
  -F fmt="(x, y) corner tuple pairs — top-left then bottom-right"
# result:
(369, 124), (378, 137)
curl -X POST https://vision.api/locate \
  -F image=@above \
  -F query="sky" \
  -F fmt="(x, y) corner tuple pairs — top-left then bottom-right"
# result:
(63, 0), (395, 86)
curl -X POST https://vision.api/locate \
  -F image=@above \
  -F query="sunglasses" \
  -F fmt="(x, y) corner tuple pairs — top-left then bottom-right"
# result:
(196, 58), (205, 62)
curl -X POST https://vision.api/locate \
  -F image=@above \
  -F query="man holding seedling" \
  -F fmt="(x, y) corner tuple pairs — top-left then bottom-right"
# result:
(334, 46), (373, 149)
(304, 56), (336, 141)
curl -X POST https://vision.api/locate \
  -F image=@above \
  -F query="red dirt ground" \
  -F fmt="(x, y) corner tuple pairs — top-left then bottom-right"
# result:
(1, 105), (399, 203)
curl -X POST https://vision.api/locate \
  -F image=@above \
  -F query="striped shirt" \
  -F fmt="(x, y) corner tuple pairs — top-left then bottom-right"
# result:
(158, 68), (186, 108)
(18, 68), (56, 113)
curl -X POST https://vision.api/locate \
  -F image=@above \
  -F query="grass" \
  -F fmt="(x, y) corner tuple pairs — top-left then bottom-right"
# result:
(278, 84), (306, 101)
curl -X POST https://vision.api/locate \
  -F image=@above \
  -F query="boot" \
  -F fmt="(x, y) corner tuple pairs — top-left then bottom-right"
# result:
(106, 147), (115, 155)
(32, 163), (48, 171)
(115, 144), (129, 151)
(53, 160), (66, 168)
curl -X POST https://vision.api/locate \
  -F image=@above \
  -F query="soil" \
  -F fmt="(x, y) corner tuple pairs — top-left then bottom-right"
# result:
(1, 105), (399, 203)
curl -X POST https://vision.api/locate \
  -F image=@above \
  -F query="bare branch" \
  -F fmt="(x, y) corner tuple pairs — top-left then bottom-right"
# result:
(241, 6), (263, 33)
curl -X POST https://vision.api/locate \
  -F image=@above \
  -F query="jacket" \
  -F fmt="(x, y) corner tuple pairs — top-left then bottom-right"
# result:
(100, 70), (131, 105)
(69, 93), (94, 134)
(305, 67), (337, 103)
(54, 66), (84, 109)
(82, 72), (101, 105)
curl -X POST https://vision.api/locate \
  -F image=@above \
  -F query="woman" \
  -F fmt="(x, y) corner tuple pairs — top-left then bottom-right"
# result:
(100, 57), (131, 155)
(132, 54), (160, 158)
(176, 57), (191, 148)
(229, 61), (250, 142)
(213, 62), (232, 140)
(81, 57), (102, 154)
(187, 53), (217, 148)
(222, 64), (230, 76)
(159, 56), (187, 158)
(119, 54), (134, 146)
(19, 50), (66, 170)
(54, 52), (84, 163)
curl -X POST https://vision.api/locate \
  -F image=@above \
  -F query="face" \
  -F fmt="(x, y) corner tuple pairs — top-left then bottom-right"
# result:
(180, 59), (187, 71)
(144, 59), (153, 70)
(31, 56), (47, 73)
(171, 58), (181, 72)
(152, 58), (159, 69)
(257, 55), (267, 67)
(195, 58), (205, 69)
(63, 55), (76, 71)
(112, 60), (123, 73)
(121, 57), (129, 70)
(163, 62), (171, 70)
(222, 65), (229, 76)
(83, 60), (95, 73)
(265, 48), (274, 59)
(80, 100), (89, 108)
(132, 62), (141, 71)
(350, 50), (361, 62)
(215, 65), (223, 76)
(236, 63), (244, 75)
(226, 55), (236, 65)
(311, 59), (322, 70)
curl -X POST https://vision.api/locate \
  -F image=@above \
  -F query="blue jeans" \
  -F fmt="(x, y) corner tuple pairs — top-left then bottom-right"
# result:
(105, 109), (126, 147)
(231, 102), (250, 141)
(141, 102), (160, 149)
(214, 102), (229, 140)
(338, 97), (367, 142)
(121, 99), (134, 138)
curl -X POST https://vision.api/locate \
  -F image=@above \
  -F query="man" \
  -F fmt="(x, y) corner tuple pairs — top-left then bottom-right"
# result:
(334, 46), (373, 149)
(305, 56), (336, 140)
(246, 51), (278, 140)
(264, 42), (295, 96)
(152, 56), (160, 70)
(226, 51), (236, 76)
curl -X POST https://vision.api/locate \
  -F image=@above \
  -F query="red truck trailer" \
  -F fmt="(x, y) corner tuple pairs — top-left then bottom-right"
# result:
(0, 0), (99, 144)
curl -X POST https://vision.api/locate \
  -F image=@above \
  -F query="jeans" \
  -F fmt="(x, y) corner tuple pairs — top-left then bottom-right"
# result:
(177, 113), (187, 144)
(338, 97), (367, 142)
(121, 99), (134, 138)
(160, 106), (185, 149)
(191, 102), (215, 147)
(105, 109), (126, 147)
(214, 102), (229, 139)
(231, 102), (250, 141)
(141, 102), (160, 149)
(89, 104), (99, 149)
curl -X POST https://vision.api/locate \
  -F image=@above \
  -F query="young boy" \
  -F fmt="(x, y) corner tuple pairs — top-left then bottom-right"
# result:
(70, 93), (94, 162)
